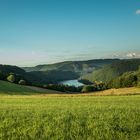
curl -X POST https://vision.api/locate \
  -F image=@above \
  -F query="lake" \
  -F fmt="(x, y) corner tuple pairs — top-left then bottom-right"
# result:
(59, 79), (84, 87)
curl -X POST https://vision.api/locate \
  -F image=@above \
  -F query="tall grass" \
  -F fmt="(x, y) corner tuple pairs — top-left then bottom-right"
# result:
(0, 95), (140, 140)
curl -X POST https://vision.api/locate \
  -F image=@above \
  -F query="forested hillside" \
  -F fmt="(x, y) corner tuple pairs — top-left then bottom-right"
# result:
(108, 66), (140, 88)
(83, 59), (140, 83)
(0, 65), (79, 85)
(23, 59), (118, 75)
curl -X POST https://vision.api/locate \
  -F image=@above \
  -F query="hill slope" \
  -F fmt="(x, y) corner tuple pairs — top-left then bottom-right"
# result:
(83, 59), (140, 82)
(0, 80), (60, 95)
(27, 70), (79, 85)
(92, 87), (140, 96)
(108, 66), (140, 88)
(23, 59), (119, 74)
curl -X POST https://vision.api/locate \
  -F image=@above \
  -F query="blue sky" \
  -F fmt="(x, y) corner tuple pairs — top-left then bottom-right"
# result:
(0, 0), (140, 66)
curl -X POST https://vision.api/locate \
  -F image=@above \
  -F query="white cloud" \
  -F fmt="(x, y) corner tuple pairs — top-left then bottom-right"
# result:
(126, 53), (136, 58)
(136, 9), (140, 14)
(126, 53), (140, 58)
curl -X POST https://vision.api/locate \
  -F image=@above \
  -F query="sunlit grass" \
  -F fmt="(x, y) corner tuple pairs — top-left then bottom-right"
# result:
(0, 95), (140, 140)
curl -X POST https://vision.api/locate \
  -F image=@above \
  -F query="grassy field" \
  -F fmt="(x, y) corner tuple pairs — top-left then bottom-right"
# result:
(0, 95), (140, 140)
(0, 80), (61, 95)
(92, 87), (140, 96)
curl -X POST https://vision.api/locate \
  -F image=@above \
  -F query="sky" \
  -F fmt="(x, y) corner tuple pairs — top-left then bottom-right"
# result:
(0, 0), (140, 66)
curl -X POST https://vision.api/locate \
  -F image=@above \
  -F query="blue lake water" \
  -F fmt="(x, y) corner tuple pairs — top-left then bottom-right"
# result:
(59, 80), (84, 87)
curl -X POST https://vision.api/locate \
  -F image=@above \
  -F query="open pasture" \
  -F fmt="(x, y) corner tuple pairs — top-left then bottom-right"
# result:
(0, 95), (140, 140)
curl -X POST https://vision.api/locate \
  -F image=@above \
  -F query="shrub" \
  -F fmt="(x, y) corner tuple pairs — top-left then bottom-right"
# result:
(137, 82), (140, 87)
(44, 84), (82, 93)
(81, 85), (95, 93)
(7, 74), (15, 83)
(18, 80), (26, 85)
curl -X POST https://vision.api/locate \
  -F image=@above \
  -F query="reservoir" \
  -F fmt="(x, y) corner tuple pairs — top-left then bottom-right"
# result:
(59, 79), (84, 87)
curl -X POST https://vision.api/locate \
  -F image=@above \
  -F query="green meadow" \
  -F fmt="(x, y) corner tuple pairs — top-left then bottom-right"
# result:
(0, 95), (140, 140)
(0, 80), (61, 95)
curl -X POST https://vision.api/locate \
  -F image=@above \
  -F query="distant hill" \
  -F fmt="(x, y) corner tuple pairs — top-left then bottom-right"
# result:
(23, 59), (119, 75)
(0, 64), (25, 77)
(2, 58), (139, 86)
(83, 59), (140, 83)
(0, 80), (61, 95)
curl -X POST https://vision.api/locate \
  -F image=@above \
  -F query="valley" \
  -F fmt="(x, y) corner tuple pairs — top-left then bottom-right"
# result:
(1, 0), (140, 139)
(0, 58), (140, 93)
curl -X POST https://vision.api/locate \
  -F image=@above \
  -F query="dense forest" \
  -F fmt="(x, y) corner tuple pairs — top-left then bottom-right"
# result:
(23, 59), (118, 74)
